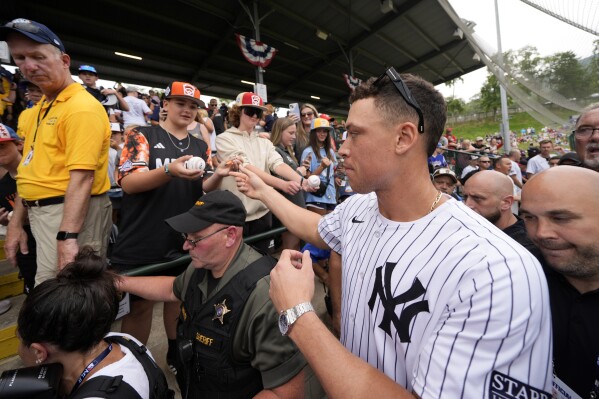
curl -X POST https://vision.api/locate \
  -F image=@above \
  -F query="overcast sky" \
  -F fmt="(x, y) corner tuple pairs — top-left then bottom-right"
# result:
(437, 0), (598, 101)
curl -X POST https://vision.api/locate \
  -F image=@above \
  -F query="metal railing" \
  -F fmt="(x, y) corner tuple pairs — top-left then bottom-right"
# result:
(121, 226), (288, 277)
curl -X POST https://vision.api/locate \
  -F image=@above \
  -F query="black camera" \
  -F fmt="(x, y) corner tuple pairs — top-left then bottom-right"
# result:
(0, 363), (63, 399)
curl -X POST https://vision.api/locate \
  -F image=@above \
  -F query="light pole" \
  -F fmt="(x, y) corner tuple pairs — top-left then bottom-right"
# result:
(494, 0), (511, 153)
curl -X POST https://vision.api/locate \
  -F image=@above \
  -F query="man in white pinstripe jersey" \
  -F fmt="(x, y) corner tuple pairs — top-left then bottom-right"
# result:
(234, 69), (552, 399)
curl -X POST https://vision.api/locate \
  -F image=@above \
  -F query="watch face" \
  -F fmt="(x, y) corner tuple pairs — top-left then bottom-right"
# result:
(278, 313), (289, 335)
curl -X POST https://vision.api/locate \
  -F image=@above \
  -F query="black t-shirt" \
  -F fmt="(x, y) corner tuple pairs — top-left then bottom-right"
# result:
(0, 171), (17, 211)
(111, 125), (208, 266)
(209, 109), (226, 135)
(545, 267), (599, 398)
(502, 217), (545, 265)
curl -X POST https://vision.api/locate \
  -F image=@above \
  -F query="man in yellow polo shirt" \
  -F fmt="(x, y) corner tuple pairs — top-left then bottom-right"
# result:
(0, 19), (111, 285)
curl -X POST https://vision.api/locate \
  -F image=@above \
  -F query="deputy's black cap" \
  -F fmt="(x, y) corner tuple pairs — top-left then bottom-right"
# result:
(165, 190), (246, 233)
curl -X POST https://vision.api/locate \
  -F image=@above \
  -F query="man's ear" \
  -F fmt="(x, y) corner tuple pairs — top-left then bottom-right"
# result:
(394, 121), (420, 156)
(500, 195), (514, 211)
(60, 52), (71, 69)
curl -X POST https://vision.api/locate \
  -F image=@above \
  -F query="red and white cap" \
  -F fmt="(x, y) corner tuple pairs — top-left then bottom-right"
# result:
(164, 82), (201, 105)
(0, 123), (19, 142)
(235, 92), (267, 110)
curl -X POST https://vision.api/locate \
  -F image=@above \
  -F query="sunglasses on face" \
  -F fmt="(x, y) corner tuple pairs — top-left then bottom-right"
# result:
(243, 107), (263, 119)
(374, 67), (424, 134)
(301, 112), (314, 118)
(210, 104), (217, 107)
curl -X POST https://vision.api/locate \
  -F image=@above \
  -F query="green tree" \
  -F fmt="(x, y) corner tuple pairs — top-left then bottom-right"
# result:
(446, 96), (465, 118)
(444, 77), (464, 98)
(506, 46), (542, 81)
(587, 39), (599, 95)
(479, 72), (501, 117)
(540, 51), (587, 99)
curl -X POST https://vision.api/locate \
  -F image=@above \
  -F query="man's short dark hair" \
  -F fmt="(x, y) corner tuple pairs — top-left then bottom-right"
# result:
(350, 73), (447, 156)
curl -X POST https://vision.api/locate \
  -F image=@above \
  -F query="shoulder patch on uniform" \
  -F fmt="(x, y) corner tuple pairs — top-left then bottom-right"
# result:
(490, 370), (551, 399)
(119, 159), (133, 172)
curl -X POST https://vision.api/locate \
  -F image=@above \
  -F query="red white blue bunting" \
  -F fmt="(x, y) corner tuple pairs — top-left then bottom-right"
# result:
(343, 73), (362, 91)
(235, 34), (278, 68)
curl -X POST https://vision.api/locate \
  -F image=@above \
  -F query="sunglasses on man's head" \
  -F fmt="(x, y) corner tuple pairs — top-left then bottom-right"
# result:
(374, 67), (424, 134)
(243, 107), (263, 119)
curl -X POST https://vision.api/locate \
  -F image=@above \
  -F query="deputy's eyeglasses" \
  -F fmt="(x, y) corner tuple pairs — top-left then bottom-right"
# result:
(243, 107), (263, 119)
(573, 126), (599, 138)
(181, 227), (227, 248)
(374, 67), (424, 133)
(301, 112), (314, 118)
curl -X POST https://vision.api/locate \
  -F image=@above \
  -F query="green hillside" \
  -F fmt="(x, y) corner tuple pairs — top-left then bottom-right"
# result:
(447, 109), (575, 142)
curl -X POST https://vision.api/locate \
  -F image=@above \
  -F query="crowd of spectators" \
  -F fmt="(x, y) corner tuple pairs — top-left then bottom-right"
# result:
(1, 17), (598, 399)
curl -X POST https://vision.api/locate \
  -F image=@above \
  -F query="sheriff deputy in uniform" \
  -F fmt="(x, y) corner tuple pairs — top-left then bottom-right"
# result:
(118, 190), (316, 399)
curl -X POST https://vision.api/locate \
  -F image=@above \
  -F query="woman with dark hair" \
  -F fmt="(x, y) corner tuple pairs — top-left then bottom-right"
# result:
(17, 247), (162, 398)
(301, 118), (337, 215)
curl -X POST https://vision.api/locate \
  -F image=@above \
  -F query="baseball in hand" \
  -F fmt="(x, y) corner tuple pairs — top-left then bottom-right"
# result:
(308, 175), (321, 188)
(184, 157), (205, 171)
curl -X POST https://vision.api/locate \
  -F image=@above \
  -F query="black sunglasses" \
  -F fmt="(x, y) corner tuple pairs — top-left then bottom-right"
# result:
(374, 67), (424, 133)
(243, 107), (263, 119)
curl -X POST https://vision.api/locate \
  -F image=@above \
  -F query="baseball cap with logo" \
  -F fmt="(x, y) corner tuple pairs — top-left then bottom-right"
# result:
(432, 167), (458, 183)
(78, 65), (97, 75)
(165, 190), (246, 233)
(310, 118), (334, 133)
(235, 92), (267, 110)
(0, 19), (65, 52)
(0, 124), (20, 142)
(164, 82), (201, 105)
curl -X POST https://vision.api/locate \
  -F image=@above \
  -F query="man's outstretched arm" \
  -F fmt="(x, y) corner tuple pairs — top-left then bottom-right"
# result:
(231, 167), (327, 248)
(269, 250), (416, 399)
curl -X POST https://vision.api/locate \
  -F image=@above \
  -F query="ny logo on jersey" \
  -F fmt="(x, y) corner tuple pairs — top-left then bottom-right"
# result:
(368, 262), (429, 342)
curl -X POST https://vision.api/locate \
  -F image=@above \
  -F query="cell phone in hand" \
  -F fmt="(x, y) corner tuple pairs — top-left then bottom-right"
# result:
(289, 103), (300, 119)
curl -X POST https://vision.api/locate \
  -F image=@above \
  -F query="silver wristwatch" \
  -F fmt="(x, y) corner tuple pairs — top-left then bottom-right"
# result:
(278, 302), (314, 335)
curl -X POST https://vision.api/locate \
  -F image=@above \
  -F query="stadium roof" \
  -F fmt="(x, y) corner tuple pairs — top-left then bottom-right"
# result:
(2, 0), (484, 115)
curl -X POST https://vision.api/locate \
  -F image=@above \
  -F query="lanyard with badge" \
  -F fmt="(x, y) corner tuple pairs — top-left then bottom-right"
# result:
(23, 100), (54, 166)
(552, 355), (599, 399)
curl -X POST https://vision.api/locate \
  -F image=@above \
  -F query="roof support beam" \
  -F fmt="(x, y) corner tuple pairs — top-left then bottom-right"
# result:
(269, 0), (422, 102)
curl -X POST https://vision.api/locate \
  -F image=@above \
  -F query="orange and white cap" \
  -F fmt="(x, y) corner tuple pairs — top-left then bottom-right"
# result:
(164, 82), (201, 105)
(235, 92), (267, 110)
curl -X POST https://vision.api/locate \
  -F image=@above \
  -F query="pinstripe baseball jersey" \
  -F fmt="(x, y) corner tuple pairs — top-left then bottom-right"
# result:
(318, 193), (552, 398)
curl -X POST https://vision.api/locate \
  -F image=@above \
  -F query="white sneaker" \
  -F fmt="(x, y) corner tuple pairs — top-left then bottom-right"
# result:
(0, 299), (11, 315)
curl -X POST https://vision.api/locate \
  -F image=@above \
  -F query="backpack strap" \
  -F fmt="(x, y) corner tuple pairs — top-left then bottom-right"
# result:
(69, 375), (141, 399)
(104, 335), (174, 399)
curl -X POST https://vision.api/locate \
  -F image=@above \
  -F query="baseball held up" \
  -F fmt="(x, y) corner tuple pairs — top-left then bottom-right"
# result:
(308, 175), (321, 188)
(184, 157), (206, 171)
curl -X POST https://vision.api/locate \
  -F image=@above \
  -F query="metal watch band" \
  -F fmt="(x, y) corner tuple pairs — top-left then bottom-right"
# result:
(288, 302), (315, 326)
